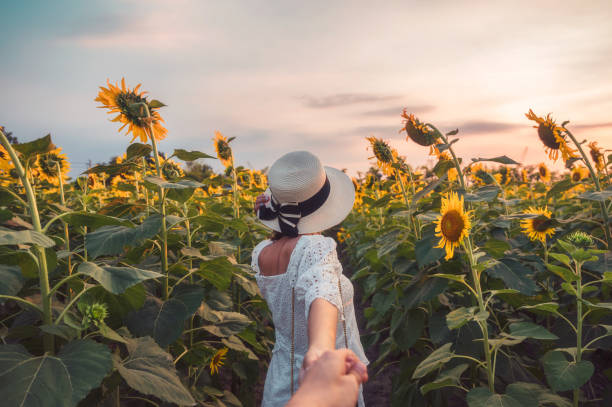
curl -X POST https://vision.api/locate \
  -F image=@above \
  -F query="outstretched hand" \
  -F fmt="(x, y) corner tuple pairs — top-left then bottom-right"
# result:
(287, 349), (368, 407)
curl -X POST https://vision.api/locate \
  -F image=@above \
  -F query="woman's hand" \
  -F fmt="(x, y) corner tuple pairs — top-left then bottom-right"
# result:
(288, 349), (368, 407)
(299, 346), (326, 384)
(254, 194), (269, 214)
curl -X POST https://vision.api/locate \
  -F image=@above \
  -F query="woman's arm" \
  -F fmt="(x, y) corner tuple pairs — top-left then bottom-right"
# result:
(302, 298), (338, 371)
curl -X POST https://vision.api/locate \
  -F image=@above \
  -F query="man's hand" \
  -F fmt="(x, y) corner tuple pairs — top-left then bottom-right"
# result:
(254, 194), (269, 214)
(287, 349), (368, 407)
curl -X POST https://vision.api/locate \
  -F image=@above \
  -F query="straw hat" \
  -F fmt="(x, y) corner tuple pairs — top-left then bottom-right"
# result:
(257, 151), (355, 235)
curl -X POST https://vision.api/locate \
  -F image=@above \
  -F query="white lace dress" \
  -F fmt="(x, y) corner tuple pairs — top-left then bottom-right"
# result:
(252, 235), (369, 407)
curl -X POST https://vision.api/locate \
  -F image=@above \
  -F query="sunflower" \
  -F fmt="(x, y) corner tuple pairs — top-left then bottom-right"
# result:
(214, 131), (233, 167)
(366, 136), (397, 176)
(588, 141), (605, 172)
(401, 110), (440, 155)
(521, 207), (556, 243)
(525, 109), (577, 162)
(519, 169), (530, 184)
(209, 347), (228, 375)
(434, 192), (472, 260)
(437, 152), (458, 182)
(95, 78), (167, 143)
(570, 165), (589, 183)
(497, 166), (512, 186)
(251, 170), (267, 189)
(161, 158), (184, 181)
(0, 144), (14, 173)
(470, 163), (493, 185)
(336, 227), (351, 243)
(447, 167), (458, 183)
(86, 173), (105, 189)
(35, 148), (70, 184)
(536, 163), (551, 183)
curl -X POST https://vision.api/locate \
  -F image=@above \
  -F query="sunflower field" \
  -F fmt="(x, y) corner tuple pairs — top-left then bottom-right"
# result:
(0, 79), (610, 407)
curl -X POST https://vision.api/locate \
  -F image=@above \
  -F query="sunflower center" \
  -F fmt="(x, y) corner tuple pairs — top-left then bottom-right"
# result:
(539, 167), (547, 177)
(373, 141), (393, 164)
(440, 209), (465, 242)
(572, 172), (581, 182)
(216, 140), (232, 161)
(39, 153), (61, 177)
(406, 121), (438, 146)
(532, 217), (551, 232)
(537, 124), (561, 150)
(115, 91), (149, 125)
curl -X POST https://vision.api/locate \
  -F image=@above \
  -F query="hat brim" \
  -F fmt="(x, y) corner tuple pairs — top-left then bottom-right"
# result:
(258, 166), (355, 234)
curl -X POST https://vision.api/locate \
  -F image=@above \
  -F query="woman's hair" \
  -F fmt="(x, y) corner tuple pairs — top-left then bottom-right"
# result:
(270, 231), (290, 241)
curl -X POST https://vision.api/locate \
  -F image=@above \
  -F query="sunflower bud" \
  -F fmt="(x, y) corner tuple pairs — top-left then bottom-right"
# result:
(82, 302), (109, 328)
(566, 231), (593, 248)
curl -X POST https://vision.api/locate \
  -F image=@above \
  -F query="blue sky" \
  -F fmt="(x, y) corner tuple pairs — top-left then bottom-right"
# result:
(2, 0), (611, 177)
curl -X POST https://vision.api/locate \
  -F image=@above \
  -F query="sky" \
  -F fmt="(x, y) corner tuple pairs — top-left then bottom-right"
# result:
(1, 0), (612, 178)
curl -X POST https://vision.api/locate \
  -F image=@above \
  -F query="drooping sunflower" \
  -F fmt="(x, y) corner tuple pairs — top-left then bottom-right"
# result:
(434, 191), (472, 260)
(588, 141), (605, 172)
(521, 207), (556, 243)
(35, 148), (71, 184)
(214, 131), (233, 167)
(209, 347), (228, 375)
(366, 136), (397, 176)
(536, 163), (550, 183)
(570, 165), (589, 183)
(525, 109), (577, 162)
(401, 110), (440, 155)
(95, 78), (167, 143)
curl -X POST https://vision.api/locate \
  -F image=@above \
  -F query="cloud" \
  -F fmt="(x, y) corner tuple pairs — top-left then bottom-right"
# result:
(361, 105), (435, 117)
(570, 122), (612, 130)
(301, 93), (400, 108)
(452, 121), (523, 135)
(353, 125), (399, 135)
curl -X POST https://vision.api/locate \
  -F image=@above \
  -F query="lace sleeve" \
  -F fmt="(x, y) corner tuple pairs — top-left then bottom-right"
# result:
(251, 239), (271, 274)
(296, 236), (344, 323)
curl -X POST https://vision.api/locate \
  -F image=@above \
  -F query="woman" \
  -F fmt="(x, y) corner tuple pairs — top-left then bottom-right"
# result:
(251, 151), (368, 406)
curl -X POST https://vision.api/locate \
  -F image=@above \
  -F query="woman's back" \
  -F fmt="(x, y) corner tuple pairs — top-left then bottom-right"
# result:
(257, 236), (301, 277)
(252, 234), (368, 407)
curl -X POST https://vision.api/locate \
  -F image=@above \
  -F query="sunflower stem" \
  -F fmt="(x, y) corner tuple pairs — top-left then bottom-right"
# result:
(564, 128), (611, 248)
(56, 161), (72, 282)
(231, 156), (240, 219)
(141, 156), (150, 216)
(574, 260), (584, 407)
(463, 238), (495, 393)
(394, 167), (420, 239)
(0, 128), (54, 353)
(142, 104), (169, 300)
(430, 125), (466, 191)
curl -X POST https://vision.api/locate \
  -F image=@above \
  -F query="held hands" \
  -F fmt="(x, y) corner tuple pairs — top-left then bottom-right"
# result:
(254, 194), (269, 214)
(288, 349), (368, 407)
